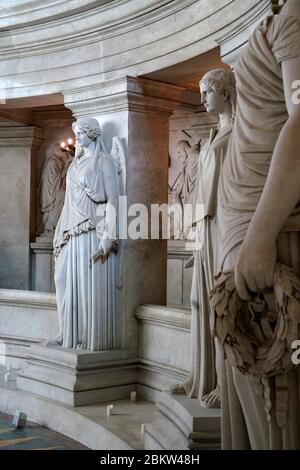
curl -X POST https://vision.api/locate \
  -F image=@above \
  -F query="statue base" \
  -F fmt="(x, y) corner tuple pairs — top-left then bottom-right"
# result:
(16, 344), (138, 407)
(144, 392), (221, 450)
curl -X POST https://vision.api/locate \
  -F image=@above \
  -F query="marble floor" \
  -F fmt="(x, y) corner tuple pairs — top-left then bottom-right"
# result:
(0, 412), (88, 450)
(0, 366), (158, 449)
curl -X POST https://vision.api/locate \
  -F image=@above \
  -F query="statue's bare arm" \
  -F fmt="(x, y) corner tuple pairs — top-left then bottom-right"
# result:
(235, 54), (300, 299)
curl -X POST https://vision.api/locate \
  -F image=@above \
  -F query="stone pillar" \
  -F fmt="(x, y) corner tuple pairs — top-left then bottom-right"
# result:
(64, 76), (185, 352)
(0, 127), (43, 290)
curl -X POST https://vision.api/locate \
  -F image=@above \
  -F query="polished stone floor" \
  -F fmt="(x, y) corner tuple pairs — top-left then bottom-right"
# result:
(0, 412), (88, 450)
(0, 366), (158, 449)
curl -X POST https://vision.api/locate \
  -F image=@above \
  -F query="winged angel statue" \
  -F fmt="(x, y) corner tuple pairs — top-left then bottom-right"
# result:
(51, 118), (126, 350)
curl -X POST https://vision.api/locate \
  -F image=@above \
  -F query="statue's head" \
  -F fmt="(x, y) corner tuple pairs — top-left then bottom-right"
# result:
(72, 118), (101, 149)
(176, 140), (190, 164)
(200, 68), (236, 120)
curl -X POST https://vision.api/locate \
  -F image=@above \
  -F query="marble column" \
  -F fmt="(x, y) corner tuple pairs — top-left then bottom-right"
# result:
(0, 127), (43, 290)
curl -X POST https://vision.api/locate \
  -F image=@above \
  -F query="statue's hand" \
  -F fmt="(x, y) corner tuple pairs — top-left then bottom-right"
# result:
(99, 238), (114, 256)
(235, 237), (276, 300)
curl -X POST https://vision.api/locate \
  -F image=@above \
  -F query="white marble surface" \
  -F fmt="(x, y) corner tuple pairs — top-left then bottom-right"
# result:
(145, 392), (221, 450)
(0, 127), (43, 290)
(0, 366), (158, 450)
(167, 240), (195, 306)
(31, 240), (55, 293)
(0, 1), (269, 99)
(136, 304), (191, 399)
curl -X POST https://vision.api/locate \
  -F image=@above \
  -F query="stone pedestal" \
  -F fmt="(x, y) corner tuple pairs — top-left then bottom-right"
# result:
(17, 345), (138, 406)
(144, 392), (221, 450)
(31, 237), (55, 293)
(167, 240), (194, 306)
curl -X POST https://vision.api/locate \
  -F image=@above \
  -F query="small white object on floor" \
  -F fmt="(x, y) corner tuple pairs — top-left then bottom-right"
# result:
(130, 391), (137, 402)
(106, 404), (114, 416)
(4, 372), (10, 383)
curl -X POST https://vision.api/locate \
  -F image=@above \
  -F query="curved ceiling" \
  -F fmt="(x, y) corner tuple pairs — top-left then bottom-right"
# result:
(0, 0), (270, 101)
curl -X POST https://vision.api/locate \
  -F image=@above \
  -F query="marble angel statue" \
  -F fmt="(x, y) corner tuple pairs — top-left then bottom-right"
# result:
(47, 117), (126, 351)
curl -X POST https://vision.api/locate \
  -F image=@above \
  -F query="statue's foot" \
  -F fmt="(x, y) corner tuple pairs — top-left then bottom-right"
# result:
(76, 341), (87, 350)
(169, 378), (193, 396)
(43, 336), (63, 347)
(201, 385), (221, 409)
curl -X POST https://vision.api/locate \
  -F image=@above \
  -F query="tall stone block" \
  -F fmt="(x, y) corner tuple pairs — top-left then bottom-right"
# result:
(0, 127), (43, 289)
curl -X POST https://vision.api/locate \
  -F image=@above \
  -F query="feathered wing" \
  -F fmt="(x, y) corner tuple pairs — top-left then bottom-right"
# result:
(110, 136), (127, 289)
(110, 136), (126, 196)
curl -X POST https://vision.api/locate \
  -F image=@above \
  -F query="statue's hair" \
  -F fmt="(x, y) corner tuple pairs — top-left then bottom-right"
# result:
(271, 0), (287, 14)
(176, 140), (191, 157)
(200, 68), (237, 124)
(72, 117), (101, 141)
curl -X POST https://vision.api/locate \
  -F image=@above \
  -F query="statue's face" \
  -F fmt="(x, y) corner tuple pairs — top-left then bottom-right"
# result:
(177, 148), (186, 162)
(200, 82), (226, 114)
(74, 126), (92, 149)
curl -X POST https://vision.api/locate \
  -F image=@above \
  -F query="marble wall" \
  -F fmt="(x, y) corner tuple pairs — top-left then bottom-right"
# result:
(0, 127), (43, 290)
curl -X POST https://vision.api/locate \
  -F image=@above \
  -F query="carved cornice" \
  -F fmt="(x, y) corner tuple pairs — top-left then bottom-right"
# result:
(136, 304), (191, 332)
(217, 0), (270, 65)
(0, 1), (268, 101)
(0, 126), (44, 147)
(0, 0), (114, 31)
(64, 76), (185, 116)
(0, 289), (56, 310)
(0, 0), (195, 53)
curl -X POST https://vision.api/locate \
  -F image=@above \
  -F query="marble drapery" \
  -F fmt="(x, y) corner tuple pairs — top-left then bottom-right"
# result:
(183, 124), (232, 401)
(218, 12), (300, 449)
(53, 150), (118, 351)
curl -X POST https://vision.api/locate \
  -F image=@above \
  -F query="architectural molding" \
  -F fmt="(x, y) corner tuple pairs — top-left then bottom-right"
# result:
(64, 76), (185, 116)
(136, 304), (191, 331)
(0, 126), (44, 147)
(0, 0), (269, 100)
(217, 0), (270, 65)
(0, 289), (56, 310)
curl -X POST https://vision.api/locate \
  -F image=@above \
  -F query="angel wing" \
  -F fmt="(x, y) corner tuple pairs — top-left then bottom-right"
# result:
(110, 136), (126, 289)
(110, 136), (126, 196)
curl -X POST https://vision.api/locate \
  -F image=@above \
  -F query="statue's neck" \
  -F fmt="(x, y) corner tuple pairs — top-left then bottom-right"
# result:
(219, 110), (232, 129)
(83, 141), (96, 159)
